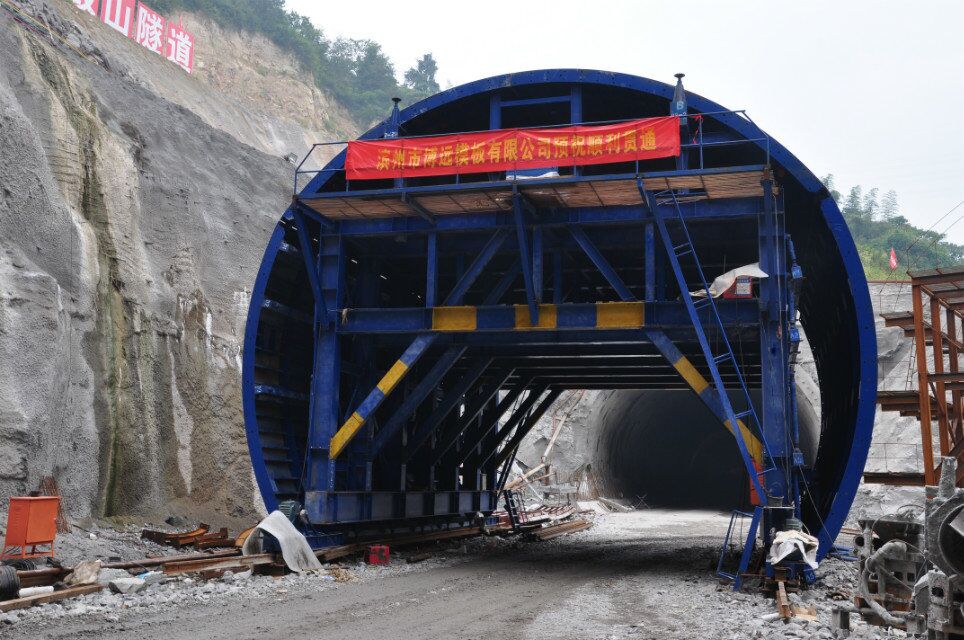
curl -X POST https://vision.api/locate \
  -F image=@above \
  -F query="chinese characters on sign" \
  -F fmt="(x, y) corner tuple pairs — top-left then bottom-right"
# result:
(134, 3), (164, 54)
(72, 0), (99, 16)
(99, 0), (134, 37)
(345, 117), (681, 181)
(165, 21), (195, 73)
(66, 0), (195, 72)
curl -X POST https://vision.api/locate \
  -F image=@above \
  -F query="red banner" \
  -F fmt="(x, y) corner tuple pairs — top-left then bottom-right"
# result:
(345, 116), (680, 181)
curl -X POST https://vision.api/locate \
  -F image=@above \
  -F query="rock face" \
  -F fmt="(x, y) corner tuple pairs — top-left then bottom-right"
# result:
(0, 0), (355, 522)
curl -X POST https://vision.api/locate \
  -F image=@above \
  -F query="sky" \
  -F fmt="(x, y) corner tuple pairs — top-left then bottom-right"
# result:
(286, 0), (964, 242)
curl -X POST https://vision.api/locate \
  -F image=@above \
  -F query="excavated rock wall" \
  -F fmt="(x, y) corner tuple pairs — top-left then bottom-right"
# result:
(0, 0), (355, 523)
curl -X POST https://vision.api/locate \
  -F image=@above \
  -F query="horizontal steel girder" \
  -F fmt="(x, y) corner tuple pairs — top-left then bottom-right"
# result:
(339, 300), (758, 334)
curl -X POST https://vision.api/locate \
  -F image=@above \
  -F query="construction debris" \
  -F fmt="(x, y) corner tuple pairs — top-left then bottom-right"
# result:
(140, 524), (234, 550)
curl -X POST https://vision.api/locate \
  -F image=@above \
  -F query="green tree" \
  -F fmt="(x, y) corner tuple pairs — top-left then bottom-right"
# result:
(880, 190), (899, 221)
(843, 186), (863, 219)
(404, 53), (440, 96)
(149, 0), (424, 129)
(821, 174), (841, 204)
(863, 187), (879, 221)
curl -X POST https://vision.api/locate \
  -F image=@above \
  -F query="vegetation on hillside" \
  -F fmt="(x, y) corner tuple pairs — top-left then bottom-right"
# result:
(822, 175), (964, 279)
(151, 0), (440, 126)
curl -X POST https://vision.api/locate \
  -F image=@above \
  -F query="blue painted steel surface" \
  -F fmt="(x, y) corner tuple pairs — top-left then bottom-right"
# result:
(243, 70), (876, 556)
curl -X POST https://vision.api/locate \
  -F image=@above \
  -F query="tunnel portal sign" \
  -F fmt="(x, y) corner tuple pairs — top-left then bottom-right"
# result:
(69, 0), (195, 73)
(345, 116), (680, 181)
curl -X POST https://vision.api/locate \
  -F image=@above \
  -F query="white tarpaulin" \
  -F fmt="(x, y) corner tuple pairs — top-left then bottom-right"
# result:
(766, 529), (820, 570)
(242, 510), (323, 573)
(691, 263), (768, 298)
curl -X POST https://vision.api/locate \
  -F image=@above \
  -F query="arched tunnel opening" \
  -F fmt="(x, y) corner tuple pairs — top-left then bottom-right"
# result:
(587, 385), (821, 511)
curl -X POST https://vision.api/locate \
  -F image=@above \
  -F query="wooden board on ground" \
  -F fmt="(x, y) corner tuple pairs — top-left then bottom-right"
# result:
(532, 519), (592, 541)
(776, 581), (793, 620)
(0, 584), (102, 613)
(161, 553), (275, 576)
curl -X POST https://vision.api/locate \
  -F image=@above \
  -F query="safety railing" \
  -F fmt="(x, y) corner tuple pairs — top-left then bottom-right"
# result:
(292, 109), (771, 196)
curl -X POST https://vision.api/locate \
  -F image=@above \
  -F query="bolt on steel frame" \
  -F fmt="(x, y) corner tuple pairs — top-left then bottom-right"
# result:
(242, 71), (877, 562)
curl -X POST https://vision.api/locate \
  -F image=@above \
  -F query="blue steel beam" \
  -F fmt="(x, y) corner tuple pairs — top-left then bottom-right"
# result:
(464, 385), (550, 467)
(491, 390), (563, 466)
(512, 193), (539, 325)
(425, 231), (438, 307)
(301, 165), (765, 202)
(326, 198), (763, 239)
(569, 226), (635, 301)
(482, 258), (520, 305)
(368, 346), (466, 458)
(533, 227), (544, 303)
(428, 368), (517, 466)
(451, 378), (533, 466)
(445, 229), (511, 304)
(290, 210), (325, 317)
(329, 228), (509, 460)
(336, 300), (756, 334)
(400, 358), (494, 463)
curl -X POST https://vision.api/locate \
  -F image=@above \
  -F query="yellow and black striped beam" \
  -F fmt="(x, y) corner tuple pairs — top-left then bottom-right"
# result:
(431, 302), (644, 332)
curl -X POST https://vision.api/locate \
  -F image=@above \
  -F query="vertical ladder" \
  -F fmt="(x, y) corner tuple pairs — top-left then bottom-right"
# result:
(638, 181), (771, 501)
(503, 489), (528, 529)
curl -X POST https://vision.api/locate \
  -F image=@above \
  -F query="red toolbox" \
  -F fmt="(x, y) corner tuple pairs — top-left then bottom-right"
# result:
(366, 545), (390, 565)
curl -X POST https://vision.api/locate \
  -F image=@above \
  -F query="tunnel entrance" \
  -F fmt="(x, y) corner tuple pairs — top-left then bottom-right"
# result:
(587, 386), (820, 511)
(243, 70), (875, 558)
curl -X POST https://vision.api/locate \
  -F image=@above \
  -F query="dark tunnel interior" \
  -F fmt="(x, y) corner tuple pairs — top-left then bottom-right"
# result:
(589, 388), (820, 510)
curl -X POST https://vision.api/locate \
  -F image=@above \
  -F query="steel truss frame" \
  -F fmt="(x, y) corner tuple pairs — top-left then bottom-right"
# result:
(245, 74), (809, 545)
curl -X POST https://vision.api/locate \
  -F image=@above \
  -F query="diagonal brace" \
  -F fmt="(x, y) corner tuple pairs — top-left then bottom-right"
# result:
(400, 358), (494, 462)
(429, 368), (516, 465)
(569, 226), (635, 301)
(330, 228), (509, 459)
(368, 345), (466, 458)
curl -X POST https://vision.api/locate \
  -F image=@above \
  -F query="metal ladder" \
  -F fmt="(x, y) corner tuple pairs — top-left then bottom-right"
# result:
(638, 181), (772, 501)
(503, 490), (528, 529)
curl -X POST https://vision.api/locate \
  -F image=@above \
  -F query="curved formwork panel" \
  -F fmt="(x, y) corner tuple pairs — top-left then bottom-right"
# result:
(242, 70), (876, 554)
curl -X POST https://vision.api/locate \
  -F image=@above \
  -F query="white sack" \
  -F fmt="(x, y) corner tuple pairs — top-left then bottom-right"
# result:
(692, 263), (768, 298)
(242, 510), (323, 573)
(766, 529), (819, 570)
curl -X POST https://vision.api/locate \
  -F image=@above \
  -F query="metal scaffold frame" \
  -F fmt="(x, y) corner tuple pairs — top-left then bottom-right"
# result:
(242, 70), (877, 560)
(875, 267), (964, 487)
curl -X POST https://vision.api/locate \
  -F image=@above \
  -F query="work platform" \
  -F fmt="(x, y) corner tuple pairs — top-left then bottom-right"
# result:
(300, 167), (775, 220)
(242, 71), (876, 562)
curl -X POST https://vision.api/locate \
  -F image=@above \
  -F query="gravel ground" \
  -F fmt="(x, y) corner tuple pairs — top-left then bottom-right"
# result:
(3, 511), (908, 640)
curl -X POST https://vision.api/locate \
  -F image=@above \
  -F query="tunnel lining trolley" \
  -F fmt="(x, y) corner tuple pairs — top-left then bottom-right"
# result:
(243, 72), (876, 580)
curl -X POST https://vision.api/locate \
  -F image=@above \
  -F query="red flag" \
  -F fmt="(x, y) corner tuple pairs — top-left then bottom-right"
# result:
(889, 248), (898, 270)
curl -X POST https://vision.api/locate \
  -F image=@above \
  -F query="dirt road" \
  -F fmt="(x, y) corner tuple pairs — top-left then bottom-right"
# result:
(11, 512), (871, 640)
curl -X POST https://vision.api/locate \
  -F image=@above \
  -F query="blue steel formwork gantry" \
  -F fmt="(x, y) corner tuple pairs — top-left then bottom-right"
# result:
(242, 70), (876, 564)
